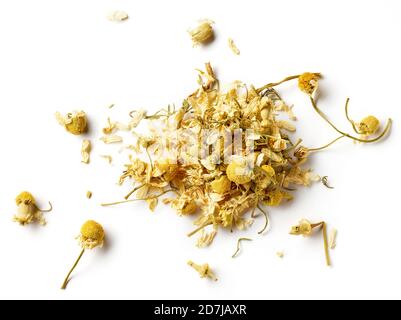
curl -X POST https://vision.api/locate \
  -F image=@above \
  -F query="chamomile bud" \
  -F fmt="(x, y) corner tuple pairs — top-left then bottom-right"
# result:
(358, 115), (380, 135)
(78, 220), (105, 249)
(55, 110), (88, 135)
(298, 73), (320, 96)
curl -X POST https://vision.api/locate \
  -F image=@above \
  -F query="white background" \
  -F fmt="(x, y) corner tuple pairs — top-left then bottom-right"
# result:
(0, 0), (400, 300)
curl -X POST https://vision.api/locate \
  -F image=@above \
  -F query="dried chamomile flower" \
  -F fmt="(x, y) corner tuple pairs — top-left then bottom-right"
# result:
(55, 111), (88, 135)
(81, 139), (91, 164)
(298, 72), (320, 96)
(107, 11), (129, 22)
(290, 219), (331, 266)
(61, 220), (105, 289)
(188, 20), (214, 46)
(187, 260), (217, 281)
(102, 63), (391, 251)
(228, 38), (240, 55)
(13, 191), (52, 226)
(289, 219), (313, 236)
(210, 176), (231, 194)
(226, 160), (252, 185)
(358, 115), (380, 135)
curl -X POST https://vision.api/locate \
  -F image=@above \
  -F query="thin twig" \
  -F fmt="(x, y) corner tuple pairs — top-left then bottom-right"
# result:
(232, 238), (252, 258)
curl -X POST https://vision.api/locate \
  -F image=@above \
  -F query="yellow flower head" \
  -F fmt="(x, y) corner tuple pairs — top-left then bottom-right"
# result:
(358, 115), (380, 135)
(79, 220), (105, 249)
(298, 73), (320, 96)
(261, 165), (275, 177)
(290, 219), (313, 236)
(211, 176), (232, 194)
(15, 191), (36, 206)
(56, 111), (88, 135)
(226, 160), (252, 185)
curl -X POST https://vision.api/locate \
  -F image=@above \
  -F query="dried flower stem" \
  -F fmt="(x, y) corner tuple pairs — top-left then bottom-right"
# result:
(322, 176), (334, 189)
(124, 184), (146, 200)
(187, 222), (213, 237)
(232, 238), (252, 258)
(310, 97), (392, 144)
(311, 222), (331, 266)
(61, 248), (85, 290)
(37, 201), (53, 213)
(102, 189), (175, 207)
(344, 98), (363, 134)
(308, 136), (345, 152)
(257, 205), (269, 234)
(256, 75), (301, 93)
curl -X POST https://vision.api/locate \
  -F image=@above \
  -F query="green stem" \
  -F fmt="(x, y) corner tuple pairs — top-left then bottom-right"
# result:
(256, 75), (301, 93)
(61, 249), (85, 290)
(308, 136), (345, 152)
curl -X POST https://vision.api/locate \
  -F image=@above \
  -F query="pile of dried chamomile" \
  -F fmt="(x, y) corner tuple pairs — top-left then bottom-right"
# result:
(101, 63), (391, 258)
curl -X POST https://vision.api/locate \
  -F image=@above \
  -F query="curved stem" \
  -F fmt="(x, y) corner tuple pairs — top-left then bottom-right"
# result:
(344, 98), (362, 134)
(37, 201), (53, 213)
(257, 205), (270, 234)
(310, 97), (392, 143)
(256, 75), (301, 93)
(308, 136), (345, 152)
(124, 184), (145, 200)
(61, 249), (85, 290)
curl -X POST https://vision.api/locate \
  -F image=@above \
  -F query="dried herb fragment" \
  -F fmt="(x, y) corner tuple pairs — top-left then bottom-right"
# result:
(322, 176), (334, 189)
(188, 20), (214, 46)
(81, 139), (91, 164)
(329, 228), (337, 249)
(55, 111), (88, 135)
(187, 260), (217, 281)
(108, 11), (129, 22)
(13, 191), (53, 226)
(86, 191), (92, 199)
(101, 155), (113, 164)
(290, 219), (331, 266)
(100, 135), (123, 144)
(228, 38), (240, 55)
(61, 220), (105, 290)
(276, 251), (284, 258)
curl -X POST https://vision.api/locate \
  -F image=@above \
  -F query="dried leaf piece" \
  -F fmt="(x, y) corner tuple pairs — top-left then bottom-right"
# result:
(61, 220), (105, 290)
(276, 251), (284, 258)
(86, 191), (92, 199)
(13, 191), (52, 226)
(55, 111), (88, 135)
(108, 11), (129, 22)
(228, 38), (240, 55)
(188, 20), (214, 46)
(187, 260), (217, 281)
(81, 139), (91, 164)
(329, 228), (337, 249)
(100, 135), (123, 144)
